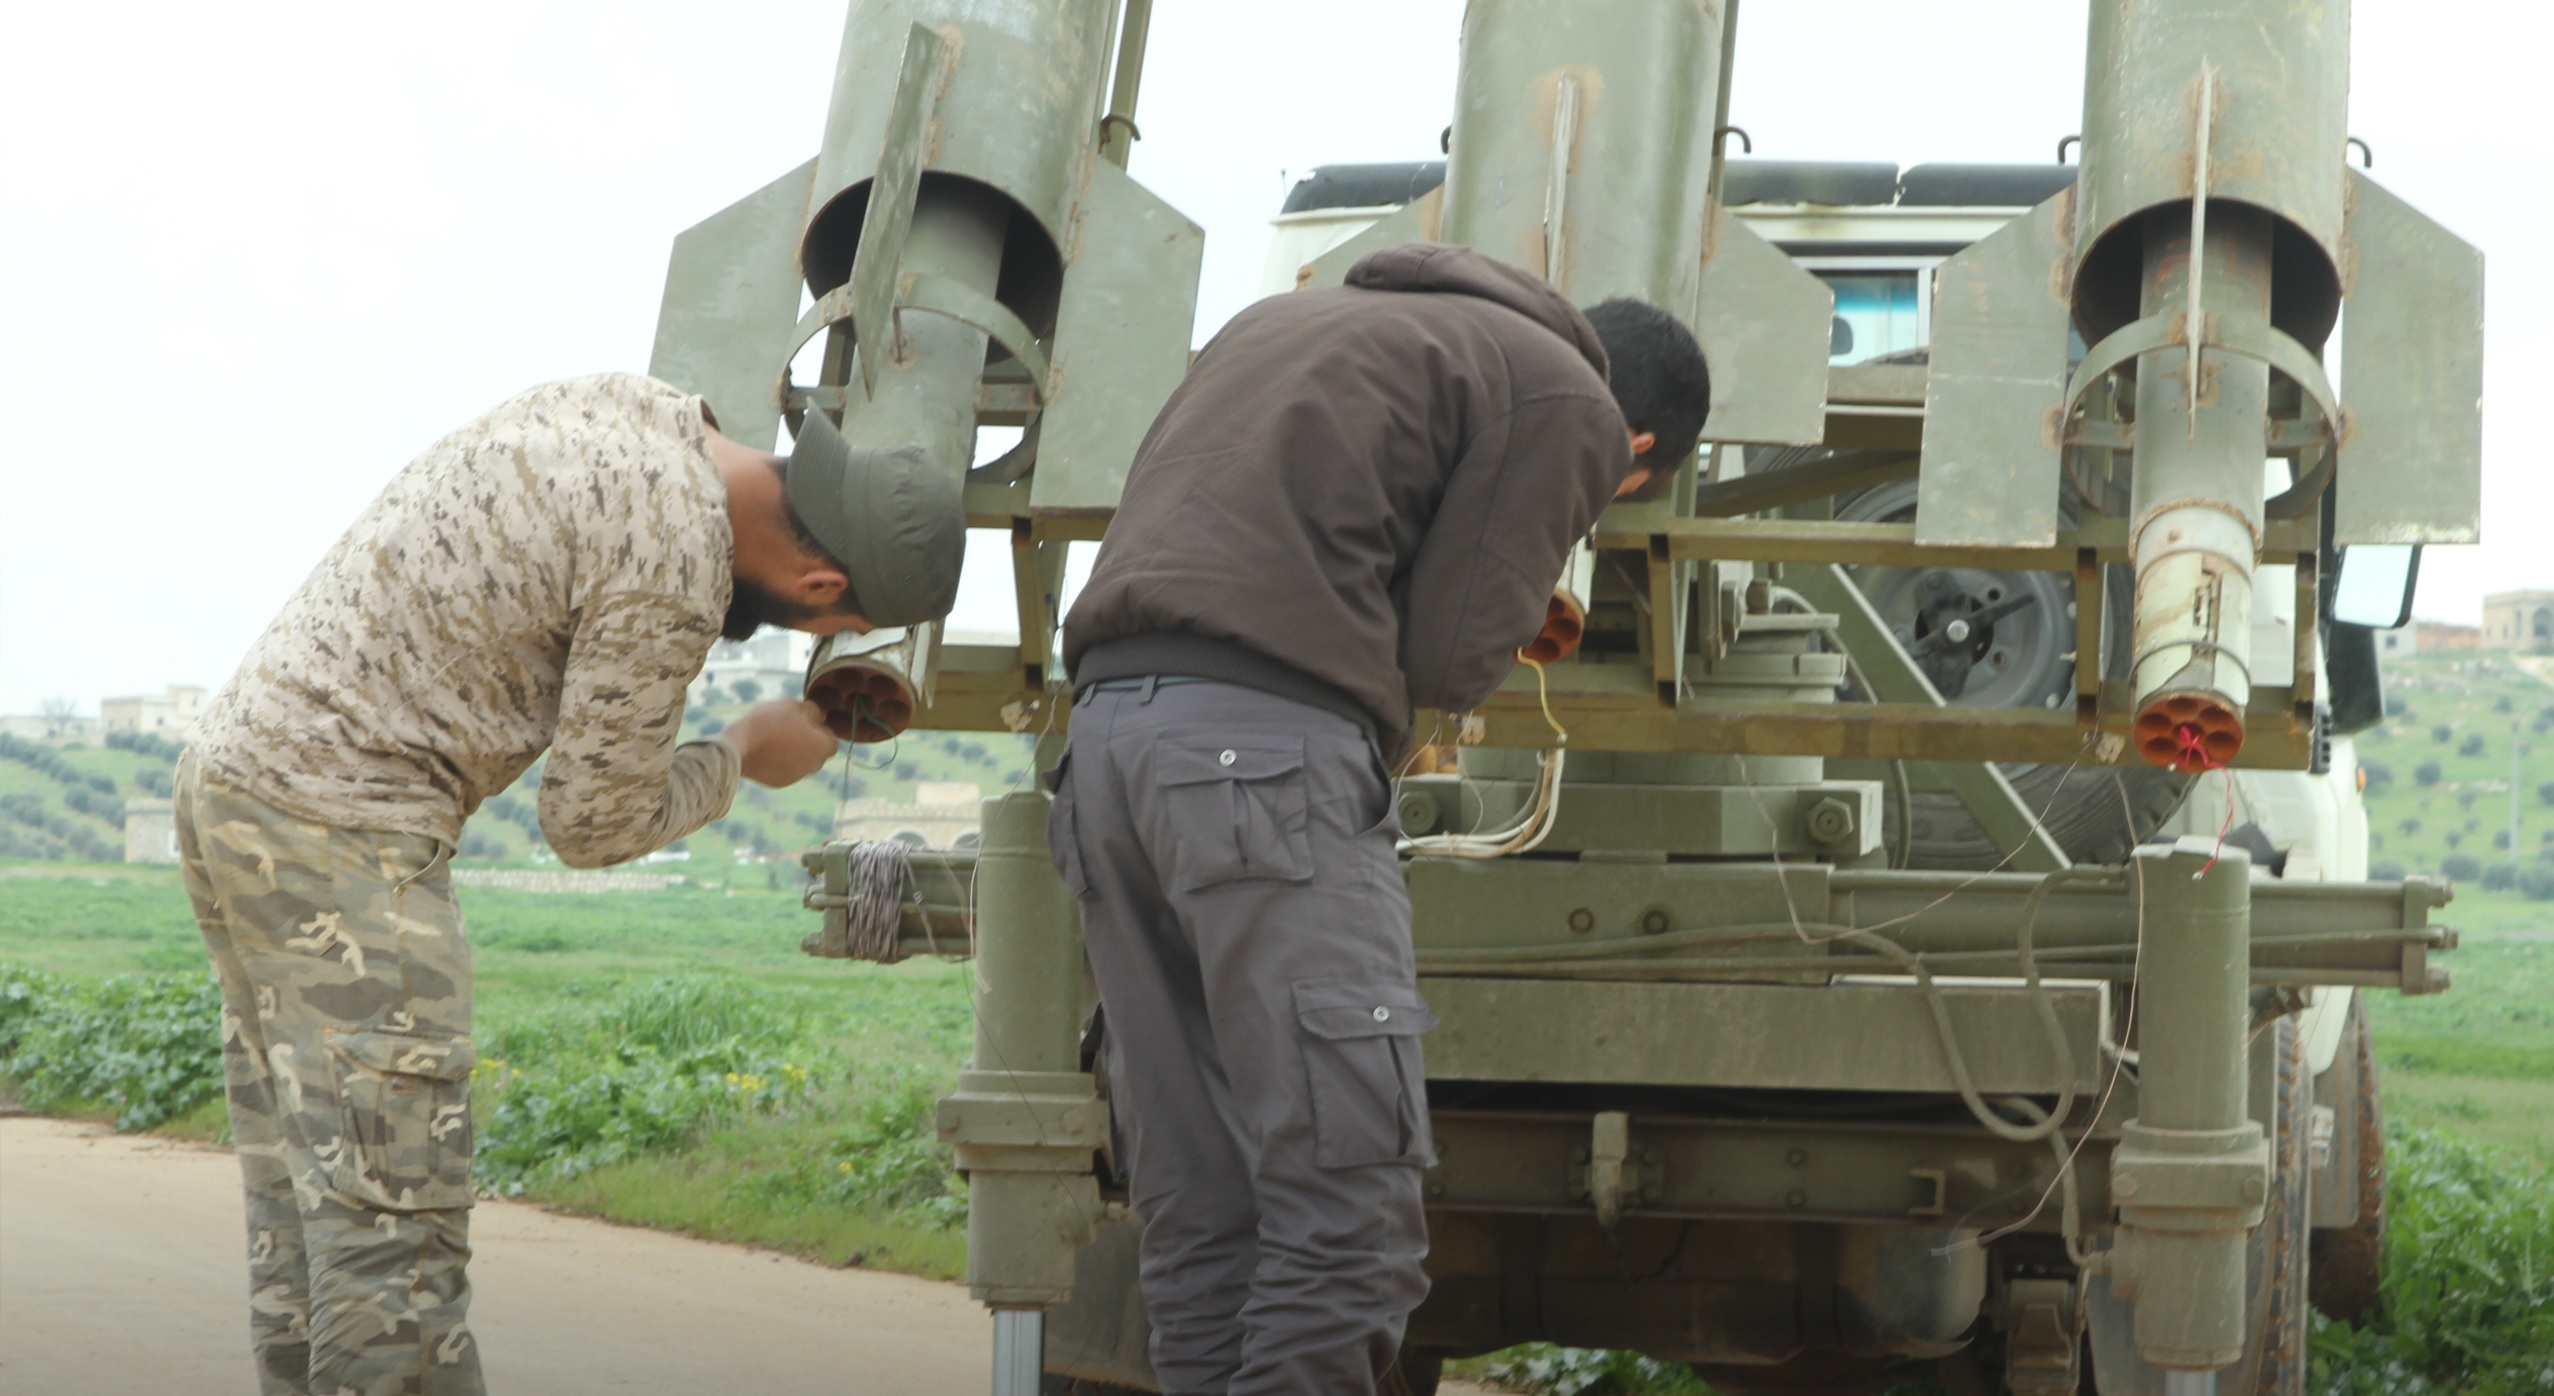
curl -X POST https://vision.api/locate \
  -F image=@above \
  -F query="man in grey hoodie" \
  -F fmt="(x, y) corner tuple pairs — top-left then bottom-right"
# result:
(1052, 243), (1710, 1395)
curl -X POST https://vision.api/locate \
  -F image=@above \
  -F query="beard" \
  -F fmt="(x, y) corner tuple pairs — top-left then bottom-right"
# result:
(721, 577), (827, 642)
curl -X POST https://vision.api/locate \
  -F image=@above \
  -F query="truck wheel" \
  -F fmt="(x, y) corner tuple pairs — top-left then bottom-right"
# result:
(2308, 994), (2386, 1324)
(1749, 390), (2185, 869)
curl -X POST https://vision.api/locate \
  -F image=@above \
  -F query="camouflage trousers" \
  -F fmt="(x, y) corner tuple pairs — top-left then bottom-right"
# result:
(174, 752), (485, 1396)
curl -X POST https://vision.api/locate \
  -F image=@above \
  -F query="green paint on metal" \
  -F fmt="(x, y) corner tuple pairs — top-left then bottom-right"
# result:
(1693, 207), (1833, 446)
(1029, 158), (1202, 516)
(1292, 188), (1442, 293)
(1417, 976), (2109, 1095)
(2336, 171), (2485, 546)
(647, 159), (817, 451)
(848, 23), (947, 400)
(1915, 186), (2074, 548)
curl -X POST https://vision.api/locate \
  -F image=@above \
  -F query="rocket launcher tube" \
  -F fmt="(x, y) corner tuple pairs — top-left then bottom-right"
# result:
(839, 183), (1013, 485)
(2127, 205), (2274, 771)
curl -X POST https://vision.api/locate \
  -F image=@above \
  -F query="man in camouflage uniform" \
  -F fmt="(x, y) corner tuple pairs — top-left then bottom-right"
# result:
(177, 374), (964, 1395)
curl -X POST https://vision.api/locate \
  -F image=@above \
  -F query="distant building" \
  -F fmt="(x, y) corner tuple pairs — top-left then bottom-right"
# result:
(834, 780), (983, 849)
(123, 798), (178, 864)
(100, 684), (208, 738)
(2374, 625), (2416, 657)
(0, 712), (98, 744)
(687, 631), (814, 705)
(2483, 592), (2554, 653)
(2416, 620), (2484, 653)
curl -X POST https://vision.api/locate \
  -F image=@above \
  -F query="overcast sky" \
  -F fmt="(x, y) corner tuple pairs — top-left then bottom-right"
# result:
(0, 1), (2537, 714)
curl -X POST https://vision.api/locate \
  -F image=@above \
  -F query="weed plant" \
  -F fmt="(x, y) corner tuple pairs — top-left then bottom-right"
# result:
(0, 965), (223, 1129)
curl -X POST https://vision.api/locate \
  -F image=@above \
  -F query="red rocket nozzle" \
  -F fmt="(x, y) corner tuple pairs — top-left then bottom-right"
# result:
(2134, 692), (2244, 772)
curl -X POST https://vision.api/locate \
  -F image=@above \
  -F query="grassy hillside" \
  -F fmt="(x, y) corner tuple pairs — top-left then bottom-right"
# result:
(0, 699), (1037, 887)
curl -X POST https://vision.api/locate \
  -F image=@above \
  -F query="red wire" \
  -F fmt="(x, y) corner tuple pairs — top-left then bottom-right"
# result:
(2178, 724), (2237, 876)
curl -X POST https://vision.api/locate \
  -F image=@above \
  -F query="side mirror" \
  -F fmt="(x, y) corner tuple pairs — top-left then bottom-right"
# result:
(2331, 544), (2421, 630)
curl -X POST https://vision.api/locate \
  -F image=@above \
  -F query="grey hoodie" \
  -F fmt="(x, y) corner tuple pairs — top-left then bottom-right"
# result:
(1062, 244), (1633, 757)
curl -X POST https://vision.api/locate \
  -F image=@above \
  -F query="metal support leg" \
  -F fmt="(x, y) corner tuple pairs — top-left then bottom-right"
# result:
(2111, 837), (2267, 1381)
(945, 794), (1101, 1364)
(991, 1308), (1045, 1396)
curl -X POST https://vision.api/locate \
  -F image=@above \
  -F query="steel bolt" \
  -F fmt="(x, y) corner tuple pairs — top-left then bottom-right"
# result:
(1804, 797), (1858, 846)
(1567, 907), (1596, 934)
(1639, 907), (1671, 935)
(1786, 1149), (1807, 1167)
(1786, 1189), (1807, 1209)
(1396, 790), (1441, 835)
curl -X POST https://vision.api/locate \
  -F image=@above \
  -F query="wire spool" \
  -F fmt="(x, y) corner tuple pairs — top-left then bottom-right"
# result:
(835, 839), (917, 963)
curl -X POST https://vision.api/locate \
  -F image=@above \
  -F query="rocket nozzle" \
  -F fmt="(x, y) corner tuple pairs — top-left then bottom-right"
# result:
(2134, 693), (2244, 773)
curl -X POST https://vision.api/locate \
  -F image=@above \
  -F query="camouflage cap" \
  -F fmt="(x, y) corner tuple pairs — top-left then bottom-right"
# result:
(783, 411), (966, 627)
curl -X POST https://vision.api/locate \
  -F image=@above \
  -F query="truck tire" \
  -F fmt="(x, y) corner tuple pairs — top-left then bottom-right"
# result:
(2308, 995), (2386, 1323)
(1750, 355), (2186, 869)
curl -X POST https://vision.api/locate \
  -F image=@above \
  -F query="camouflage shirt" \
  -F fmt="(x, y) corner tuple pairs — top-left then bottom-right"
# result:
(194, 374), (741, 868)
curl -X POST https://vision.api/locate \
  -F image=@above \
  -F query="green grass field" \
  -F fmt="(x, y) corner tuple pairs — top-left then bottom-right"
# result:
(4, 649), (2550, 1391)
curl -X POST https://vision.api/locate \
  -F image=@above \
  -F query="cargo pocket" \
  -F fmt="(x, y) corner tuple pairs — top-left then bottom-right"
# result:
(324, 1029), (475, 1212)
(1044, 754), (1091, 899)
(1295, 979), (1437, 1169)
(1156, 739), (1312, 891)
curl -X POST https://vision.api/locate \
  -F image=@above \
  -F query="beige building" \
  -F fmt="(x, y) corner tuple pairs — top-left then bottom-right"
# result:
(2483, 592), (2554, 654)
(123, 798), (178, 864)
(833, 780), (984, 849)
(100, 684), (208, 738)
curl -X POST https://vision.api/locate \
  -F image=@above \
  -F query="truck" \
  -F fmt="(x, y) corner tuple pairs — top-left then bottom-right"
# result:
(646, 3), (2483, 1392)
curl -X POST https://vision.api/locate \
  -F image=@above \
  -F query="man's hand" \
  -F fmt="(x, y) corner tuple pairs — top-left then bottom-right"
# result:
(722, 699), (839, 787)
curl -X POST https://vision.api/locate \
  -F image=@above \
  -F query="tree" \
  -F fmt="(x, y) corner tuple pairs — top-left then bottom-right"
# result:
(2459, 734), (2487, 758)
(2483, 863), (2517, 891)
(2399, 816), (2422, 835)
(2496, 694), (2516, 714)
(2370, 858), (2407, 881)
(732, 679), (762, 704)
(2519, 863), (2554, 902)
(2432, 724), (2454, 744)
(2494, 828), (2513, 850)
(2361, 759), (2394, 793)
(2442, 852), (2483, 882)
(2415, 761), (2443, 787)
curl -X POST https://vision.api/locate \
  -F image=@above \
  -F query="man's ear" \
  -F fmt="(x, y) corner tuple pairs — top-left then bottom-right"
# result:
(1627, 428), (1657, 459)
(786, 564), (851, 608)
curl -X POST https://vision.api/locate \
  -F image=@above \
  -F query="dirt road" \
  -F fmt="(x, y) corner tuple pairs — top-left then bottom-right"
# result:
(1, 1118), (1493, 1394)
(1, 1116), (990, 1394)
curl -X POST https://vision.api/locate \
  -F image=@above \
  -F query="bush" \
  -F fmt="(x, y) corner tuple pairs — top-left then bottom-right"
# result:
(2361, 759), (2395, 793)
(0, 967), (223, 1131)
(2495, 694), (2515, 713)
(2446, 831), (2465, 850)
(2482, 863), (2517, 891)
(2520, 864), (2554, 902)
(2441, 853), (2483, 883)
(731, 679), (762, 704)
(2309, 1130), (2554, 1393)
(2432, 724), (2455, 743)
(2416, 761), (2443, 787)
(102, 730), (184, 763)
(1473, 1345), (1703, 1396)
(2459, 734), (2488, 758)
(2370, 858), (2408, 881)
(2494, 829), (2513, 850)
(474, 976), (821, 1194)
(134, 767), (172, 797)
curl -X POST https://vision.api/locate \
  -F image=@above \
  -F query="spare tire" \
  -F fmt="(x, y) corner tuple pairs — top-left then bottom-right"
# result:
(1754, 351), (2183, 868)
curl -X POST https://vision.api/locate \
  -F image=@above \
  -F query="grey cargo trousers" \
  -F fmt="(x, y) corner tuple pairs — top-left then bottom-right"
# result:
(1049, 679), (1434, 1396)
